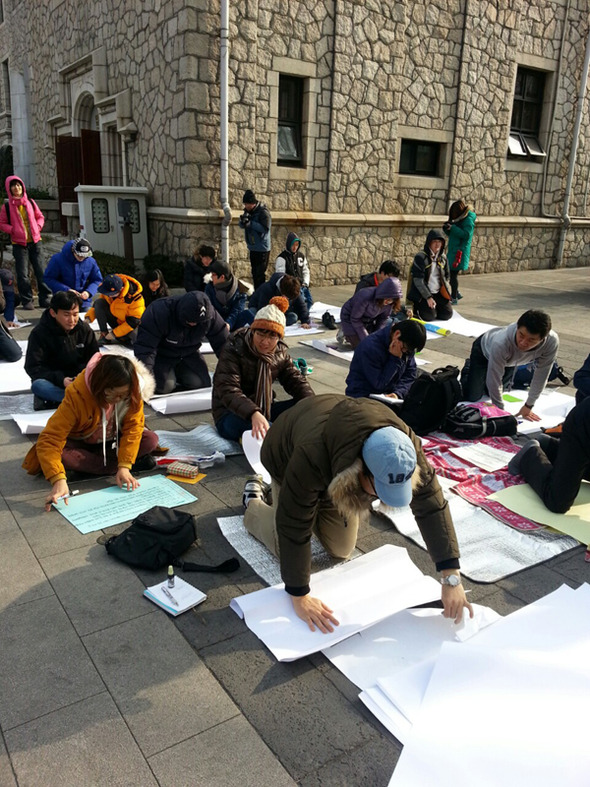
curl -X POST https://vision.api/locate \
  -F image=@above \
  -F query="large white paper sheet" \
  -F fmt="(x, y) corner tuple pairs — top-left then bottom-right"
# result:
(300, 338), (353, 362)
(283, 324), (323, 336)
(499, 388), (575, 434)
(0, 341), (30, 393)
(12, 409), (56, 433)
(241, 430), (271, 484)
(149, 387), (212, 414)
(229, 545), (440, 661)
(53, 475), (198, 533)
(360, 686), (412, 742)
(390, 638), (590, 787)
(448, 443), (515, 472)
(444, 310), (497, 337)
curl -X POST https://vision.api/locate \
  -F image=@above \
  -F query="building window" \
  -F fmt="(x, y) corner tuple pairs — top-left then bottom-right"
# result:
(277, 75), (303, 167)
(509, 67), (546, 158)
(399, 139), (441, 177)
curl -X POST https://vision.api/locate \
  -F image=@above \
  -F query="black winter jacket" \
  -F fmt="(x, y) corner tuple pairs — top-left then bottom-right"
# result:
(25, 309), (99, 386)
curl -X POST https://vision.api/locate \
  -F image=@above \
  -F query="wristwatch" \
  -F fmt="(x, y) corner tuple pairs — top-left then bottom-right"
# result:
(440, 574), (462, 587)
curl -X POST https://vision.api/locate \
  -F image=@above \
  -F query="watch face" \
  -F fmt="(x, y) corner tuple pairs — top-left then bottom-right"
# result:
(443, 574), (461, 586)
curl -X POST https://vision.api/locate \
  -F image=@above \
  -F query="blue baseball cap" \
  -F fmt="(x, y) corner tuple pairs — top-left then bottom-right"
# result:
(362, 427), (416, 508)
(98, 274), (124, 296)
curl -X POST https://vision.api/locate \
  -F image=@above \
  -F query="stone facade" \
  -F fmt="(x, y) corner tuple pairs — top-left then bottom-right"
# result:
(0, 0), (589, 281)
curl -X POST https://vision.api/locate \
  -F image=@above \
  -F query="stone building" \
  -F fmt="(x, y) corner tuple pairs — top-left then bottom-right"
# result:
(0, 0), (589, 282)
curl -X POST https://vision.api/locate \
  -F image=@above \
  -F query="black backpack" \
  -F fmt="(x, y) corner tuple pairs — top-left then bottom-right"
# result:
(443, 404), (518, 439)
(398, 366), (462, 436)
(105, 505), (239, 573)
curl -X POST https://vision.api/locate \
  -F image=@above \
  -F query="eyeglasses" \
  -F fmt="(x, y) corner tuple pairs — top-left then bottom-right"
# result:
(254, 329), (280, 341)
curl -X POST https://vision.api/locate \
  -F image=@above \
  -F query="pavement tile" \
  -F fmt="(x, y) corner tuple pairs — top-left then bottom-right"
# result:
(201, 632), (377, 782)
(4, 693), (158, 787)
(298, 735), (399, 787)
(148, 715), (296, 787)
(499, 562), (580, 604)
(39, 543), (156, 636)
(0, 524), (54, 610)
(0, 735), (16, 787)
(82, 612), (238, 757)
(8, 496), (98, 559)
(0, 595), (104, 730)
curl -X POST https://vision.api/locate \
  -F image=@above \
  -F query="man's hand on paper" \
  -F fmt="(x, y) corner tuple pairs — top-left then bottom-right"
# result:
(442, 584), (474, 624)
(292, 594), (340, 633)
(45, 478), (70, 512)
(517, 404), (541, 422)
(116, 467), (140, 491)
(251, 411), (270, 440)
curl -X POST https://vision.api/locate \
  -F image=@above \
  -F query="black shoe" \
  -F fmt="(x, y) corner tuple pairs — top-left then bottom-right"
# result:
(33, 395), (54, 411)
(322, 311), (337, 330)
(22, 302), (35, 311)
(507, 439), (539, 476)
(131, 454), (157, 473)
(555, 366), (571, 385)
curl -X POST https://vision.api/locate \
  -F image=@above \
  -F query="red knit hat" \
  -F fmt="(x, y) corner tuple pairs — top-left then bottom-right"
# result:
(251, 296), (289, 338)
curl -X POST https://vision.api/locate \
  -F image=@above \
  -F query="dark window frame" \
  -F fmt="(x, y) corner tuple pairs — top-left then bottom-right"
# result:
(399, 139), (441, 177)
(509, 66), (547, 159)
(277, 75), (304, 168)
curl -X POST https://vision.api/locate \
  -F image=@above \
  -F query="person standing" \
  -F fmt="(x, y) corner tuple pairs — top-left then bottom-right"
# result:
(239, 189), (272, 289)
(0, 176), (52, 310)
(43, 238), (103, 312)
(443, 199), (476, 304)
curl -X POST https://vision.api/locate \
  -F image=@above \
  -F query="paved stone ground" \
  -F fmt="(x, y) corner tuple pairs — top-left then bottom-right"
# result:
(1, 267), (589, 786)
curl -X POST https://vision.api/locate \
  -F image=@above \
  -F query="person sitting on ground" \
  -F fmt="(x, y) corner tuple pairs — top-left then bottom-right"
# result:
(339, 276), (402, 349)
(43, 238), (103, 312)
(407, 229), (453, 323)
(0, 268), (21, 324)
(85, 273), (145, 346)
(0, 175), (52, 310)
(134, 291), (228, 395)
(204, 259), (249, 331)
(345, 319), (427, 400)
(355, 259), (402, 293)
(573, 353), (590, 404)
(274, 232), (313, 308)
(461, 309), (558, 421)
(508, 397), (590, 514)
(0, 276), (22, 362)
(25, 291), (99, 410)
(242, 394), (472, 632)
(443, 199), (476, 305)
(22, 353), (159, 510)
(141, 269), (169, 308)
(249, 272), (310, 328)
(212, 296), (314, 442)
(184, 244), (217, 292)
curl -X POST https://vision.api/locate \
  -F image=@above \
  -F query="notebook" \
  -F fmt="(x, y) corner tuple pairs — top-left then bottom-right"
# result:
(143, 576), (207, 616)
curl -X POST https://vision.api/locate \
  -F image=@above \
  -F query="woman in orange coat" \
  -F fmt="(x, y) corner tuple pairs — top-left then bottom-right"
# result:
(23, 353), (158, 510)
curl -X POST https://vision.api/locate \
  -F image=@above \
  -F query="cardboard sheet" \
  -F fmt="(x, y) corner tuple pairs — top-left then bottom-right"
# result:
(489, 481), (590, 543)
(53, 475), (198, 534)
(229, 545), (440, 661)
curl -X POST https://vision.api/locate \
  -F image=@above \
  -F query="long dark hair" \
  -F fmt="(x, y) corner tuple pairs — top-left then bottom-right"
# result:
(89, 355), (141, 410)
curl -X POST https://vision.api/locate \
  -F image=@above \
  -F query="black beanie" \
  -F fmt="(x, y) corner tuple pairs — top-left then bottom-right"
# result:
(243, 189), (256, 204)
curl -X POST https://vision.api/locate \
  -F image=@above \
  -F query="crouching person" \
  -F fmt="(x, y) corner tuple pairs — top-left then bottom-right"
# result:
(212, 296), (314, 442)
(23, 354), (159, 510)
(243, 394), (472, 632)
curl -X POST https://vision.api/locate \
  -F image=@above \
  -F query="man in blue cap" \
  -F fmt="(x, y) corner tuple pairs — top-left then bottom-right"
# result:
(243, 394), (472, 632)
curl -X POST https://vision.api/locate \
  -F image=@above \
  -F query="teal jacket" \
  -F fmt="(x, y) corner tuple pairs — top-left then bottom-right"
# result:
(444, 208), (476, 271)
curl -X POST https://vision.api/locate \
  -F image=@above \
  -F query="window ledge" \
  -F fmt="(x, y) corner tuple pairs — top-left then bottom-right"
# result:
(504, 159), (544, 174)
(270, 162), (310, 182)
(393, 174), (449, 189)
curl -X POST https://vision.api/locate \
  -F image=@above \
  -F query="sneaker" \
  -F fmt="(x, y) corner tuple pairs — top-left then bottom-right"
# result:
(451, 298), (458, 305)
(131, 454), (157, 473)
(22, 301), (35, 311)
(555, 366), (571, 385)
(243, 475), (265, 509)
(507, 439), (540, 476)
(457, 292), (464, 300)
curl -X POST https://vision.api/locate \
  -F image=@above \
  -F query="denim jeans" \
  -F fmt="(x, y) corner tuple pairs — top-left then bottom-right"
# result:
(13, 243), (52, 306)
(215, 399), (297, 442)
(31, 378), (65, 403)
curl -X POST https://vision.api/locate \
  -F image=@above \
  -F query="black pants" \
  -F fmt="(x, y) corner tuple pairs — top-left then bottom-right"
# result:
(94, 299), (137, 346)
(450, 269), (460, 299)
(414, 292), (453, 322)
(249, 251), (270, 290)
(461, 335), (514, 401)
(154, 353), (210, 394)
(520, 401), (590, 514)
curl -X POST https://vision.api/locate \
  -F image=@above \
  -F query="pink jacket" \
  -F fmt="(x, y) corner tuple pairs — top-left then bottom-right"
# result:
(0, 176), (45, 245)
